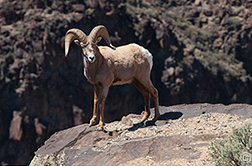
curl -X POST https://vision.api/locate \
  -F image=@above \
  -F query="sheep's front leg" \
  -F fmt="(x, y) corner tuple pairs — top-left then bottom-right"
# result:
(97, 86), (109, 130)
(89, 86), (101, 127)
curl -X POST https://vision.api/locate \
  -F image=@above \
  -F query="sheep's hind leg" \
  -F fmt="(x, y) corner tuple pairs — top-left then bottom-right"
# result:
(149, 82), (160, 121)
(89, 86), (101, 127)
(137, 79), (160, 122)
(133, 80), (150, 123)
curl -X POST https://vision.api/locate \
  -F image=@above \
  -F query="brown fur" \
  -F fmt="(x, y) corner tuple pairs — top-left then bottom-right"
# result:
(83, 43), (160, 129)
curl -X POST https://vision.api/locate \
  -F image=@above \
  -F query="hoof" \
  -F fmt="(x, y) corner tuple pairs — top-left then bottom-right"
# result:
(140, 118), (146, 124)
(96, 126), (104, 131)
(140, 116), (149, 124)
(89, 119), (98, 127)
(89, 121), (97, 127)
(140, 112), (150, 123)
(153, 114), (160, 121)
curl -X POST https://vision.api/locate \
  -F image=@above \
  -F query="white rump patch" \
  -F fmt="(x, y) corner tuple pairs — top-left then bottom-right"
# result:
(138, 45), (153, 70)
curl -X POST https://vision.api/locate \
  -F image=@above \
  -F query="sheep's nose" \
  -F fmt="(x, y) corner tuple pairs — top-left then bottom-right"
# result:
(89, 56), (95, 61)
(88, 56), (95, 63)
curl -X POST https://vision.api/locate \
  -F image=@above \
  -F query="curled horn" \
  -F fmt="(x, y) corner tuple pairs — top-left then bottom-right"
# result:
(88, 25), (116, 50)
(65, 29), (88, 56)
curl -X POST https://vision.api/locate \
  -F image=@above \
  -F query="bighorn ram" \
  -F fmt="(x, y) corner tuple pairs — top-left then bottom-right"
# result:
(65, 25), (160, 130)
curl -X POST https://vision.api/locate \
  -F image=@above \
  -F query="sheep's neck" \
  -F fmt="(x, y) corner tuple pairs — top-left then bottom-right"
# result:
(83, 53), (102, 84)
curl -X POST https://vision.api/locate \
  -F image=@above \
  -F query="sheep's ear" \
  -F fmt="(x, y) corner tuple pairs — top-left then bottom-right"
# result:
(95, 37), (102, 44)
(74, 40), (81, 46)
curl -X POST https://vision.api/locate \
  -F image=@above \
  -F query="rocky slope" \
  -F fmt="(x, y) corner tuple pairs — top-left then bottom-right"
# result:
(29, 103), (252, 166)
(1, 0), (252, 164)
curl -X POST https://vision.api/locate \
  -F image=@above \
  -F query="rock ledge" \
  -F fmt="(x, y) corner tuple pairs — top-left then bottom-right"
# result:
(30, 104), (252, 166)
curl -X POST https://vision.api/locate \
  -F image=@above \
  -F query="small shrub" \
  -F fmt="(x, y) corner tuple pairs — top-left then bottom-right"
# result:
(209, 123), (252, 166)
(227, 16), (242, 28)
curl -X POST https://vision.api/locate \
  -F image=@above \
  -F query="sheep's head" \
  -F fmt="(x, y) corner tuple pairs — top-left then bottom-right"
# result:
(65, 25), (116, 63)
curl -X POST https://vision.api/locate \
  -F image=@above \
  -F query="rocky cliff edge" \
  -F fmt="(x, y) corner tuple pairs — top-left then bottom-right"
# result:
(30, 104), (252, 166)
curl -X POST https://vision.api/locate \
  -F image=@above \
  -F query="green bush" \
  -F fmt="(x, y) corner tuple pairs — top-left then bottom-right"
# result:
(209, 123), (252, 166)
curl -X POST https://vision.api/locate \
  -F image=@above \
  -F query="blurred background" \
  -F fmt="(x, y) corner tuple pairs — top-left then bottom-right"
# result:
(1, 0), (252, 164)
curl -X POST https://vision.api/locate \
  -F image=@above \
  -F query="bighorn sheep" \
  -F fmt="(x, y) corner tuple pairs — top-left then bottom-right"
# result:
(65, 25), (160, 130)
